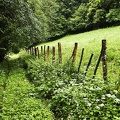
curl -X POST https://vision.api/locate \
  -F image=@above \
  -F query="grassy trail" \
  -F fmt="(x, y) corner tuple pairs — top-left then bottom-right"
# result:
(0, 55), (54, 120)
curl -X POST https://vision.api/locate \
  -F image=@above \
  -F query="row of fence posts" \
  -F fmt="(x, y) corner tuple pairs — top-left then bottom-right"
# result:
(25, 40), (107, 81)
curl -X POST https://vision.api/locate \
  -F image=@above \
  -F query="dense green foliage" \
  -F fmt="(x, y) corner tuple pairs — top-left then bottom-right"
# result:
(26, 57), (120, 119)
(0, 0), (120, 61)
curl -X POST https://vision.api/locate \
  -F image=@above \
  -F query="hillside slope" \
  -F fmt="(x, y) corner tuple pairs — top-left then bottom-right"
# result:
(38, 26), (120, 81)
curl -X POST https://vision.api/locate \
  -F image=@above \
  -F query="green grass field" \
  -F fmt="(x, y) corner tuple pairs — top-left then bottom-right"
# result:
(1, 26), (120, 120)
(37, 26), (120, 82)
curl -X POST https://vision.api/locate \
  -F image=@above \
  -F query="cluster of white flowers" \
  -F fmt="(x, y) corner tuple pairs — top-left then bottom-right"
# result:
(79, 83), (83, 86)
(95, 106), (100, 110)
(96, 99), (100, 102)
(95, 103), (105, 110)
(113, 90), (118, 94)
(101, 95), (106, 100)
(114, 98), (120, 104)
(95, 87), (102, 90)
(88, 86), (102, 91)
(87, 102), (92, 107)
(54, 88), (64, 93)
(99, 103), (105, 107)
(106, 94), (112, 98)
(106, 94), (116, 99)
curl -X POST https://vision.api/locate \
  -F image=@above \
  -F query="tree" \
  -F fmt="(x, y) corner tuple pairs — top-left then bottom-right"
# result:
(0, 0), (17, 61)
(69, 4), (88, 32)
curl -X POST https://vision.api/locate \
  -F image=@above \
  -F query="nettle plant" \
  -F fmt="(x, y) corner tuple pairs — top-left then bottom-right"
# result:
(26, 58), (120, 120)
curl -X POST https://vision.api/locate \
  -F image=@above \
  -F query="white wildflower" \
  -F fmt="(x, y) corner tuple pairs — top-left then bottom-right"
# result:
(79, 83), (83, 86)
(106, 94), (112, 98)
(89, 87), (94, 90)
(74, 84), (79, 86)
(87, 102), (92, 107)
(111, 95), (116, 99)
(70, 81), (74, 84)
(113, 90), (118, 94)
(96, 99), (100, 102)
(101, 95), (106, 100)
(96, 87), (102, 90)
(95, 106), (100, 110)
(114, 98), (120, 104)
(83, 98), (88, 100)
(99, 103), (104, 107)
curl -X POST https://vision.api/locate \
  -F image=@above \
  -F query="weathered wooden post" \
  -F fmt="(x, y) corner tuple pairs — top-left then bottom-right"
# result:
(28, 49), (29, 53)
(30, 47), (32, 55)
(58, 42), (62, 64)
(52, 46), (55, 64)
(72, 43), (78, 63)
(37, 47), (40, 59)
(41, 46), (43, 54)
(44, 45), (46, 61)
(78, 48), (84, 73)
(46, 46), (50, 62)
(84, 53), (93, 76)
(32, 47), (34, 56)
(101, 39), (107, 81)
(92, 49), (102, 79)
(34, 47), (37, 57)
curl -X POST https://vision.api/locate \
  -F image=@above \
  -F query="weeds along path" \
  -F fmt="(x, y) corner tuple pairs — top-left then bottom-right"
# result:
(0, 55), (54, 120)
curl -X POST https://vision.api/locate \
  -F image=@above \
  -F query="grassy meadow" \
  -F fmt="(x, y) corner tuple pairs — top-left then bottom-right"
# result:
(38, 26), (120, 82)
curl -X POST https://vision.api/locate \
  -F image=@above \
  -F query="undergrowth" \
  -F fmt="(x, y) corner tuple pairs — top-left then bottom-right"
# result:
(0, 57), (54, 120)
(26, 57), (120, 120)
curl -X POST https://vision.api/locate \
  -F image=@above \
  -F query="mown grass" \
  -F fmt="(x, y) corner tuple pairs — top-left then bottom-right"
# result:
(37, 26), (120, 83)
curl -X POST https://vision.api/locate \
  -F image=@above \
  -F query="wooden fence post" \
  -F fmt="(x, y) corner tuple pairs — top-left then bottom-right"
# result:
(46, 46), (50, 61)
(32, 47), (34, 55)
(102, 39), (107, 81)
(84, 53), (93, 76)
(30, 47), (32, 55)
(78, 48), (84, 73)
(27, 48), (29, 53)
(58, 42), (62, 64)
(52, 46), (55, 64)
(92, 49), (102, 79)
(37, 47), (40, 59)
(72, 43), (78, 63)
(44, 45), (46, 61)
(41, 46), (43, 54)
(34, 47), (37, 57)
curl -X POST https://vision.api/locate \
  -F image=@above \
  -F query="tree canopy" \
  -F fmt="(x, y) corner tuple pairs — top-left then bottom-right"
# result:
(0, 0), (120, 61)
